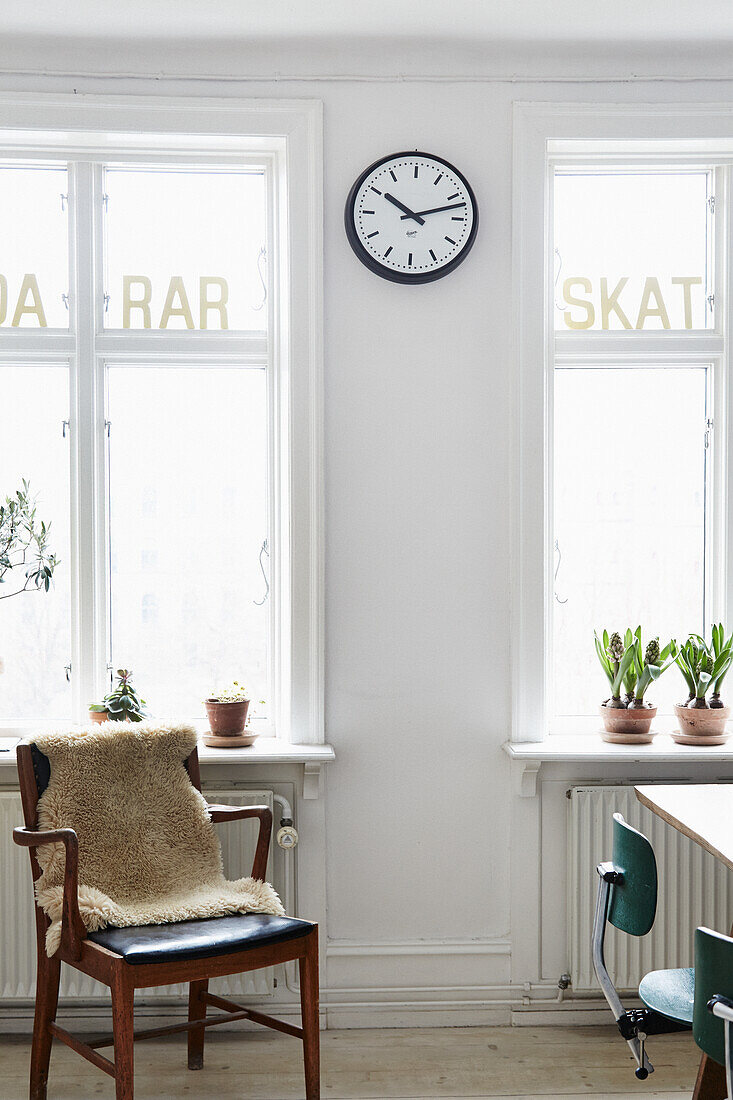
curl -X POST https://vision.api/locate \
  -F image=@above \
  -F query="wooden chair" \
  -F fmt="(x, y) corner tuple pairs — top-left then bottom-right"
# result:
(13, 740), (320, 1100)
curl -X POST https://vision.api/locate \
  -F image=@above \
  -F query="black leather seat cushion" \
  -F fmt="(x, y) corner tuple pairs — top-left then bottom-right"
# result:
(88, 913), (313, 965)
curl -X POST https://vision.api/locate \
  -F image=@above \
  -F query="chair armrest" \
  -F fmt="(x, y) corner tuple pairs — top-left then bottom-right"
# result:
(206, 805), (272, 881)
(13, 827), (86, 959)
(709, 994), (733, 1021)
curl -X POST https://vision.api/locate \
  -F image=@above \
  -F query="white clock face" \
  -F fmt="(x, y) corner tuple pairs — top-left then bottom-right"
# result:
(346, 152), (477, 283)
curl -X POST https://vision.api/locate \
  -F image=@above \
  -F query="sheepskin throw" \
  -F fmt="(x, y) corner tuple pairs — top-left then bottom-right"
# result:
(32, 722), (284, 957)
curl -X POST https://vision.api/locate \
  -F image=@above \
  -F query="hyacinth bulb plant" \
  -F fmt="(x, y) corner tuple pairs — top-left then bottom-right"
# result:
(595, 627), (675, 740)
(669, 626), (733, 743)
(673, 626), (733, 710)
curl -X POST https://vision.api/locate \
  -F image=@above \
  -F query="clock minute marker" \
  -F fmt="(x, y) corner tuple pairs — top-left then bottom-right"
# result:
(434, 173), (443, 186)
(429, 249), (437, 262)
(362, 209), (375, 214)
(414, 165), (419, 178)
(390, 169), (397, 182)
(384, 246), (393, 258)
(447, 192), (460, 201)
(371, 186), (382, 195)
(367, 231), (379, 239)
(445, 236), (456, 245)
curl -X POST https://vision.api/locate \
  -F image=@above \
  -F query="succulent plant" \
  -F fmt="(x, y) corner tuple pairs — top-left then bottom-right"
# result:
(91, 669), (147, 723)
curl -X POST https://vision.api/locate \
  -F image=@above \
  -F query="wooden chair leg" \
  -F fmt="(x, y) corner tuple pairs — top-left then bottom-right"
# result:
(29, 952), (61, 1100)
(111, 970), (135, 1100)
(187, 979), (209, 1070)
(692, 1052), (727, 1100)
(299, 930), (320, 1100)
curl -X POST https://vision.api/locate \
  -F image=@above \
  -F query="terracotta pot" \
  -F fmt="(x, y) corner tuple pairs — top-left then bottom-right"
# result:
(673, 703), (730, 744)
(203, 698), (257, 748)
(600, 703), (657, 742)
(88, 709), (109, 724)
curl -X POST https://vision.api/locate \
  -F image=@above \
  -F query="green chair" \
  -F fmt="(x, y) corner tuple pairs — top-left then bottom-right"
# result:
(694, 926), (733, 1096)
(593, 812), (692, 1081)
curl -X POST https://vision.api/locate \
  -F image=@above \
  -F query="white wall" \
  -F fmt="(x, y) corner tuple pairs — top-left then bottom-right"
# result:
(4, 49), (733, 1024)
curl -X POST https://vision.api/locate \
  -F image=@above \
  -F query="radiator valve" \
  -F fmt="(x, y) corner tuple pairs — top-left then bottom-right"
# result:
(277, 818), (299, 850)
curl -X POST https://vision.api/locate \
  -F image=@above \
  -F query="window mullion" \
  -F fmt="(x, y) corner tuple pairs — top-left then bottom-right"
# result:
(69, 161), (107, 718)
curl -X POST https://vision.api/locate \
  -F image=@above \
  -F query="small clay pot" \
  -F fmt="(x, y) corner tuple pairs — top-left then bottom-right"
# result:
(600, 703), (657, 742)
(88, 709), (109, 724)
(673, 703), (730, 744)
(203, 699), (256, 748)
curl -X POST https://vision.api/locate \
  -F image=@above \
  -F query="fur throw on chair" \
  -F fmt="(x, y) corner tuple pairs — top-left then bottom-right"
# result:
(32, 722), (284, 956)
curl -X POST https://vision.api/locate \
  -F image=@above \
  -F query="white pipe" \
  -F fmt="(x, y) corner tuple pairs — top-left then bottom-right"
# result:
(273, 793), (299, 993)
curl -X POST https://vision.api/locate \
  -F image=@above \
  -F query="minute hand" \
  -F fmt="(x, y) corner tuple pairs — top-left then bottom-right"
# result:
(384, 192), (425, 225)
(400, 202), (467, 219)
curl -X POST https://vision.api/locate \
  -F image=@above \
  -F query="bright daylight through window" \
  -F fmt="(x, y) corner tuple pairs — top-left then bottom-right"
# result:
(551, 168), (715, 726)
(0, 159), (272, 724)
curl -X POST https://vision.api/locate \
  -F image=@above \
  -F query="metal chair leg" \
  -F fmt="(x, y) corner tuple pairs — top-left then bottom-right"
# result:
(592, 863), (654, 1080)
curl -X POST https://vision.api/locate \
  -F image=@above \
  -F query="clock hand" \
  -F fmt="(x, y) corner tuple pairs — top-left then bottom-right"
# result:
(400, 202), (467, 219)
(384, 192), (425, 225)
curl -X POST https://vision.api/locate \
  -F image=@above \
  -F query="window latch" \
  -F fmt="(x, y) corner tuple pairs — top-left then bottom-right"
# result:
(64, 662), (71, 683)
(705, 418), (714, 449)
(60, 193), (68, 212)
(102, 193), (109, 213)
(707, 293), (715, 312)
(61, 292), (70, 311)
(62, 419), (70, 439)
(103, 293), (110, 314)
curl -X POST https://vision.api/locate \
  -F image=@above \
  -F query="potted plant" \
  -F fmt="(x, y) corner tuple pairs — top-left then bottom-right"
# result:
(595, 628), (675, 741)
(89, 668), (147, 724)
(204, 680), (256, 747)
(672, 626), (733, 743)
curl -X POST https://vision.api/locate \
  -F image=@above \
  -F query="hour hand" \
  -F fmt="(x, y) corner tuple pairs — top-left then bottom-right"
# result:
(384, 192), (425, 226)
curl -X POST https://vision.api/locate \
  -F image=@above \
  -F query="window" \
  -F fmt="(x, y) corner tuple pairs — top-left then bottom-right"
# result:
(551, 167), (716, 726)
(512, 105), (733, 741)
(0, 95), (323, 742)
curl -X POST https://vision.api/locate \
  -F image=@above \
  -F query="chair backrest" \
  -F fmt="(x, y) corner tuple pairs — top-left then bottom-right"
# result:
(607, 812), (657, 937)
(17, 740), (202, 839)
(694, 926), (733, 1067)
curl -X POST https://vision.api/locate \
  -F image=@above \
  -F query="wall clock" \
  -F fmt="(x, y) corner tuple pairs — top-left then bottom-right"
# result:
(344, 150), (478, 284)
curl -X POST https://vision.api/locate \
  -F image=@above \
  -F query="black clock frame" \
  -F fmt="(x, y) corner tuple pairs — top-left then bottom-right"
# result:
(344, 150), (479, 285)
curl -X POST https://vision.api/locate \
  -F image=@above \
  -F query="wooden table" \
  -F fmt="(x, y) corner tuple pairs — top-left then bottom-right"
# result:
(636, 784), (732, 1100)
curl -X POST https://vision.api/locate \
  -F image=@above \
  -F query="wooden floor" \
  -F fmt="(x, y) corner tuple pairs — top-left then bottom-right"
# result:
(0, 1024), (700, 1099)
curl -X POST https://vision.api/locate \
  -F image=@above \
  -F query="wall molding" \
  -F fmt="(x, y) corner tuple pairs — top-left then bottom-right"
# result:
(327, 938), (512, 958)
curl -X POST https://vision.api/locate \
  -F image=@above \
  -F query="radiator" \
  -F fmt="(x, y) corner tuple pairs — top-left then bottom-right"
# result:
(1, 788), (276, 1002)
(568, 785), (733, 993)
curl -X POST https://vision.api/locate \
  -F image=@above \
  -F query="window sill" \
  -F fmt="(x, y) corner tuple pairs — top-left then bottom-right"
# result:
(503, 734), (733, 796)
(0, 734), (335, 798)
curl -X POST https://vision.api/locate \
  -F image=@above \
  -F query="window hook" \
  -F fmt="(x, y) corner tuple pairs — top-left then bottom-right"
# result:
(254, 538), (270, 606)
(553, 248), (566, 312)
(554, 538), (568, 605)
(253, 246), (267, 312)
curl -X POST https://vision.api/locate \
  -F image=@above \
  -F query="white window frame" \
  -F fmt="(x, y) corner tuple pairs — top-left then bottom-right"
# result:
(0, 93), (324, 745)
(512, 102), (733, 743)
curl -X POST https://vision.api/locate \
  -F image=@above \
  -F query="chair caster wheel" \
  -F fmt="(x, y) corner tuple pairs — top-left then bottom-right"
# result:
(635, 1067), (649, 1080)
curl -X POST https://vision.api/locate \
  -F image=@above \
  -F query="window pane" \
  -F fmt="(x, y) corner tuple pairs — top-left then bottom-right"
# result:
(108, 367), (270, 720)
(0, 165), (69, 329)
(104, 168), (267, 331)
(552, 367), (706, 720)
(554, 172), (710, 331)
(0, 366), (71, 718)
